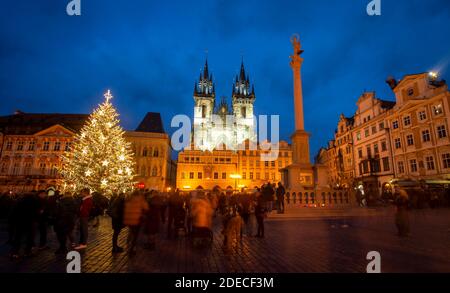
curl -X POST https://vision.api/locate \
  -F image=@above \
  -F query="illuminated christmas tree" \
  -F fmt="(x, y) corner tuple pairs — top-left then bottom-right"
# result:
(60, 90), (136, 196)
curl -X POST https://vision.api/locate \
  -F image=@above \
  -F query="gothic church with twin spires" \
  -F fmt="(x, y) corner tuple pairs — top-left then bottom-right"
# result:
(192, 59), (257, 151)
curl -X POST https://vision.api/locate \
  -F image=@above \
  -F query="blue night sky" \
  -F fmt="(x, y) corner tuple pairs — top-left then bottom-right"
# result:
(1, 0), (450, 159)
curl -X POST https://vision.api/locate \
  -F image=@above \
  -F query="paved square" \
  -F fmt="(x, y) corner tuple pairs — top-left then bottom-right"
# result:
(0, 206), (449, 273)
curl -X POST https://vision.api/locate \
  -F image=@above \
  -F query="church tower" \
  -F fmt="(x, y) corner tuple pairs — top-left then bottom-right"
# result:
(193, 59), (215, 150)
(232, 60), (256, 145)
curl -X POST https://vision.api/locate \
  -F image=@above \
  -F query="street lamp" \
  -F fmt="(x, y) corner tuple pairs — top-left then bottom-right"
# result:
(230, 173), (242, 192)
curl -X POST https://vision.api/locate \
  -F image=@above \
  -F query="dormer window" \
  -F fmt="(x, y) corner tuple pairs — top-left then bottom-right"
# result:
(407, 88), (414, 97)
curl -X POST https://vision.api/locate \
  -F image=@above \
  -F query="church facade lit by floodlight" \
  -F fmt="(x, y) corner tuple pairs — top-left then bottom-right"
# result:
(177, 59), (293, 191)
(192, 60), (257, 151)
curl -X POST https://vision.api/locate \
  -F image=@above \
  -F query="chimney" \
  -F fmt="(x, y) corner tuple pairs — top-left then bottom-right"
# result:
(386, 76), (397, 90)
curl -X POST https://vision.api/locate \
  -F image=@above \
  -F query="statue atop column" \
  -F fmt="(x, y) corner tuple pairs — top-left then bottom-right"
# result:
(290, 34), (304, 69)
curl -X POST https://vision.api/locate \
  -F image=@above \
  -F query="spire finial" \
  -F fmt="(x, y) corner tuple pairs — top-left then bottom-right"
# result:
(104, 89), (113, 103)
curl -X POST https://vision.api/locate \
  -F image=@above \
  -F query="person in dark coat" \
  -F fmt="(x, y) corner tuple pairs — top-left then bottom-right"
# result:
(144, 191), (162, 250)
(54, 193), (78, 254)
(167, 190), (183, 238)
(276, 182), (286, 214)
(75, 188), (93, 250)
(36, 190), (49, 250)
(10, 192), (40, 258)
(395, 189), (410, 237)
(108, 193), (125, 253)
(254, 195), (266, 238)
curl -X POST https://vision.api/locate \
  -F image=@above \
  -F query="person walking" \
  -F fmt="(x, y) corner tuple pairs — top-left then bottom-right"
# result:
(395, 189), (410, 237)
(108, 193), (125, 253)
(75, 188), (93, 250)
(144, 191), (162, 250)
(54, 193), (78, 254)
(254, 195), (266, 238)
(36, 190), (49, 250)
(123, 190), (149, 255)
(276, 182), (286, 214)
(10, 192), (39, 259)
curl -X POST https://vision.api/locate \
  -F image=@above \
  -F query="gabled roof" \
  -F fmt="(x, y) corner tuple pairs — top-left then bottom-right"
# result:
(0, 112), (89, 135)
(135, 112), (165, 134)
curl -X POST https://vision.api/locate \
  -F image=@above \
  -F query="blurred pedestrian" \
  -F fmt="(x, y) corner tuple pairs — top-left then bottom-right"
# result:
(276, 182), (285, 214)
(75, 188), (93, 250)
(36, 190), (49, 250)
(254, 195), (266, 238)
(144, 191), (162, 250)
(108, 193), (125, 253)
(54, 193), (78, 254)
(10, 192), (39, 259)
(123, 190), (149, 255)
(395, 189), (410, 237)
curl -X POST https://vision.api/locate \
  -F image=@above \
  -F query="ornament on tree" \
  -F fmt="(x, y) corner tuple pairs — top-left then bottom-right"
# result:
(60, 90), (136, 196)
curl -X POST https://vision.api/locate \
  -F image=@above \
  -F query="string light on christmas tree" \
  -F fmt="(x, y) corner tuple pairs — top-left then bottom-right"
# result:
(60, 89), (136, 196)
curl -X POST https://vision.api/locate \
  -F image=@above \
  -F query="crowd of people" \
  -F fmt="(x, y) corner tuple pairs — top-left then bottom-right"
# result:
(0, 181), (287, 259)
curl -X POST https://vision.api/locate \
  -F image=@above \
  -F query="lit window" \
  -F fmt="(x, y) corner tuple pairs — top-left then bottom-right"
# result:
(28, 141), (35, 151)
(410, 159), (418, 173)
(394, 138), (401, 149)
(189, 172), (194, 179)
(382, 157), (390, 171)
(6, 141), (13, 151)
(198, 172), (202, 179)
(406, 134), (414, 146)
(249, 172), (254, 180)
(398, 161), (405, 173)
(392, 121), (399, 129)
(403, 116), (411, 126)
(43, 141), (50, 151)
(356, 132), (361, 141)
(422, 130), (431, 142)
(222, 172), (226, 179)
(364, 128), (370, 138)
(442, 153), (450, 169)
(54, 141), (61, 151)
(437, 125), (447, 139)
(381, 141), (387, 152)
(419, 111), (427, 121)
(426, 156), (435, 171)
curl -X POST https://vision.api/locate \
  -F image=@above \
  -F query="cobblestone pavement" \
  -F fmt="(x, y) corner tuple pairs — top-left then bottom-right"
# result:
(0, 206), (449, 273)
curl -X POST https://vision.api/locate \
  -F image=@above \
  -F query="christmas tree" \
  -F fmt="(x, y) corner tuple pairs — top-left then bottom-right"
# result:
(60, 90), (136, 196)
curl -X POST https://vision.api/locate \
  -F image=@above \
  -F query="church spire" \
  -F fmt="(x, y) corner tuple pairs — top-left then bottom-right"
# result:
(194, 58), (215, 97)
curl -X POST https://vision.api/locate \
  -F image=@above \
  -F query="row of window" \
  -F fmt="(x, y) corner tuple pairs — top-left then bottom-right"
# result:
(136, 165), (161, 177)
(240, 151), (291, 157)
(4, 140), (71, 152)
(0, 162), (59, 176)
(139, 148), (160, 157)
(241, 160), (290, 168)
(396, 153), (450, 174)
(393, 125), (447, 150)
(356, 121), (385, 141)
(357, 140), (388, 159)
(358, 157), (391, 175)
(392, 105), (443, 130)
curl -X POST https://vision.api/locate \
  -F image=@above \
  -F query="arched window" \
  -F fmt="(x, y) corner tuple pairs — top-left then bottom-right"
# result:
(298, 192), (302, 204)
(311, 192), (315, 204)
(142, 147), (148, 157)
(153, 148), (159, 157)
(201, 105), (207, 118)
(328, 192), (332, 204)
(152, 166), (157, 177)
(305, 192), (309, 204)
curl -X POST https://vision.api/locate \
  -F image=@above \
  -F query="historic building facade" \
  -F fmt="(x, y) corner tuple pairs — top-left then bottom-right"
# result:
(177, 58), (292, 191)
(387, 73), (450, 181)
(0, 111), (175, 193)
(177, 141), (292, 191)
(321, 71), (450, 199)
